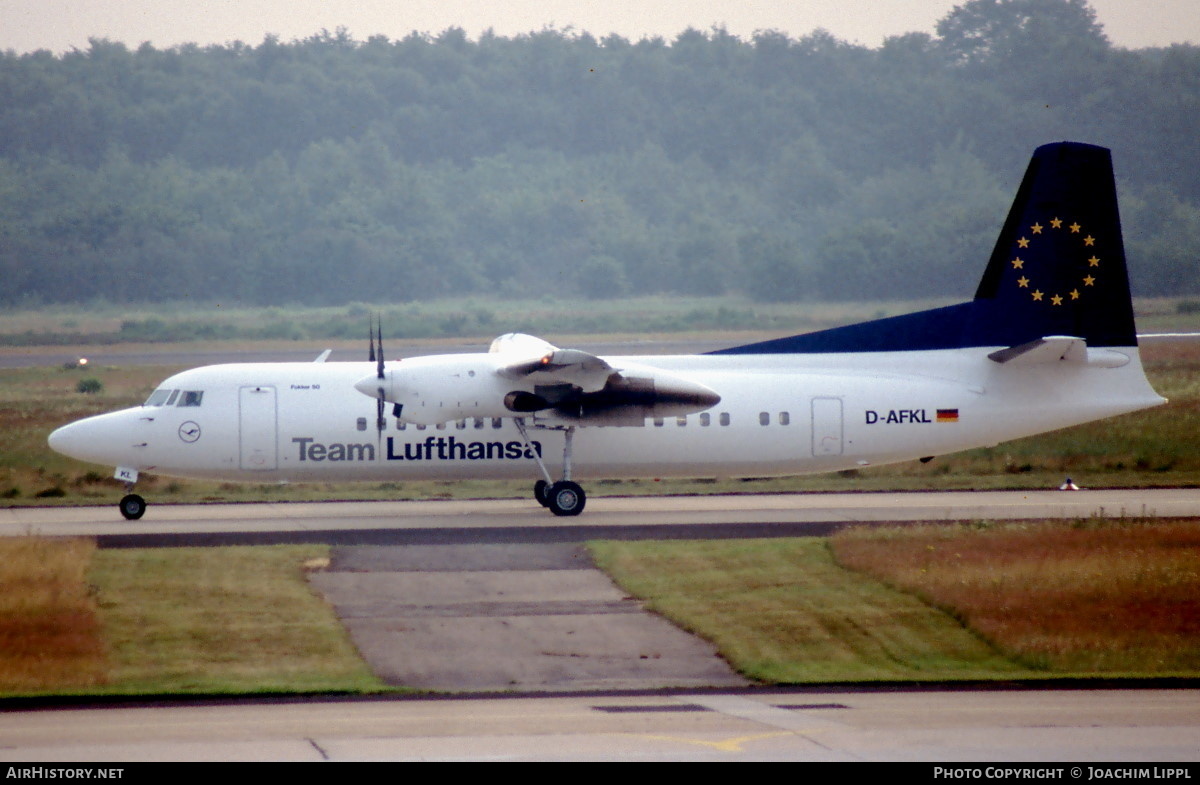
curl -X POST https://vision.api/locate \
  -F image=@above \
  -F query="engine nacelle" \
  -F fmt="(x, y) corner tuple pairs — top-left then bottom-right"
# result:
(354, 338), (721, 427)
(358, 355), (519, 426)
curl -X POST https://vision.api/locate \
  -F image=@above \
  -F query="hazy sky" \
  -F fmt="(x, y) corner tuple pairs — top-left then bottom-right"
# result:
(1, 0), (1197, 54)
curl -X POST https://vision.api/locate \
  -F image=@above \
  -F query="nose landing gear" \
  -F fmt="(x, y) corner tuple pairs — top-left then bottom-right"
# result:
(115, 467), (146, 520)
(119, 493), (147, 520)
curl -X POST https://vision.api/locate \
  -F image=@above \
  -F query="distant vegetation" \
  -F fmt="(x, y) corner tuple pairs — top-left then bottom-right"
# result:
(1, 0), (1198, 310)
(0, 296), (932, 345)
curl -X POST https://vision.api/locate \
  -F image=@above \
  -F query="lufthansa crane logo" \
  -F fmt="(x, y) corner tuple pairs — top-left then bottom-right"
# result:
(1009, 217), (1101, 306)
(178, 421), (201, 443)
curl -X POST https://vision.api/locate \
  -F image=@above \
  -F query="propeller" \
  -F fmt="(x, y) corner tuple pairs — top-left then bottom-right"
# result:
(372, 318), (387, 437)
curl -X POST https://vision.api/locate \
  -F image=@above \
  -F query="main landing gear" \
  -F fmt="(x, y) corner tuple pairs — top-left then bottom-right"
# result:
(517, 421), (585, 516)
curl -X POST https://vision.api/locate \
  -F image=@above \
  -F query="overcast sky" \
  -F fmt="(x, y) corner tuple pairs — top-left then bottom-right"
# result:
(1, 0), (1198, 54)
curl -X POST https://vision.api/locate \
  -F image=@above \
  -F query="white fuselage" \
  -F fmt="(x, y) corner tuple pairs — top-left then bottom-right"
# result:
(47, 345), (1165, 484)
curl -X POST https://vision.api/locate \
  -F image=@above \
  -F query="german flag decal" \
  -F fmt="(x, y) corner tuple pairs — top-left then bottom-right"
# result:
(936, 409), (959, 423)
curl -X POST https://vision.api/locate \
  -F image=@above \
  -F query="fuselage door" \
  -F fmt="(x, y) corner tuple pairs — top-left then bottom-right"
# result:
(811, 396), (844, 456)
(239, 385), (278, 471)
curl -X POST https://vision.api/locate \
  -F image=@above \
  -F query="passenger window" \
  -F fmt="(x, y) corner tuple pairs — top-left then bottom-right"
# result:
(779, 412), (790, 426)
(492, 418), (503, 429)
(456, 419), (467, 430)
(676, 416), (687, 427)
(356, 417), (367, 431)
(397, 421), (406, 431)
(700, 413), (710, 426)
(474, 418), (485, 429)
(720, 412), (730, 426)
(759, 412), (769, 426)
(178, 391), (204, 407)
(653, 418), (664, 427)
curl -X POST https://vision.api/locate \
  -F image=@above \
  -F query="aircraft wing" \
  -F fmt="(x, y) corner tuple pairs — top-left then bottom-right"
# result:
(497, 347), (615, 393)
(490, 333), (720, 425)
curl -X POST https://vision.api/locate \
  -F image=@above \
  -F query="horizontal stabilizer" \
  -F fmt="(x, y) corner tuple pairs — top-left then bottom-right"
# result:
(988, 336), (1086, 364)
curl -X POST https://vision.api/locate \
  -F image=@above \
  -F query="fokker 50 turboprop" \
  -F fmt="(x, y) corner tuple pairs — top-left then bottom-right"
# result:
(49, 142), (1166, 519)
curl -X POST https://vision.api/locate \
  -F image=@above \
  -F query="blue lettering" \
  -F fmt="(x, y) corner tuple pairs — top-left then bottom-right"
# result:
(379, 437), (542, 461)
(293, 437), (314, 460)
(294, 437), (375, 462)
(864, 409), (932, 425)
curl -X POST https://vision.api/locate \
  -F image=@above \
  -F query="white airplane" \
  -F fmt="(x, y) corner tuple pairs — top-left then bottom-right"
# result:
(48, 142), (1166, 519)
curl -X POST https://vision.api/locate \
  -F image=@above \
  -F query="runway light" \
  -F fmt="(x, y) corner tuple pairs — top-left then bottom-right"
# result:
(78, 358), (88, 366)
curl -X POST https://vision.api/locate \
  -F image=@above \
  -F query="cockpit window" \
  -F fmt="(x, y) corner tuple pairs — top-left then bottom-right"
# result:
(143, 389), (174, 407)
(177, 391), (204, 407)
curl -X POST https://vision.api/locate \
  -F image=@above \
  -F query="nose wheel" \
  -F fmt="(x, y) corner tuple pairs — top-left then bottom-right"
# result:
(119, 493), (147, 520)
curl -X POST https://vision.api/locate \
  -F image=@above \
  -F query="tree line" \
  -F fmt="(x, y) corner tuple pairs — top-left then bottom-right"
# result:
(1, 0), (1197, 308)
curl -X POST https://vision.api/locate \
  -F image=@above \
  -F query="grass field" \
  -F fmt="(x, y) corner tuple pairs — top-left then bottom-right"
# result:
(4, 517), (1196, 697)
(591, 517), (1200, 683)
(831, 518), (1200, 673)
(0, 539), (385, 697)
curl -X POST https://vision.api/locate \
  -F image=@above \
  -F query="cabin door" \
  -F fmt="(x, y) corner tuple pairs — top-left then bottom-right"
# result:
(811, 396), (844, 457)
(239, 385), (278, 471)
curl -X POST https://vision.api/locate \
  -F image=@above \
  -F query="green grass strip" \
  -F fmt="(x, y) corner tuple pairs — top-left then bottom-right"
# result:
(88, 545), (386, 695)
(589, 538), (1032, 683)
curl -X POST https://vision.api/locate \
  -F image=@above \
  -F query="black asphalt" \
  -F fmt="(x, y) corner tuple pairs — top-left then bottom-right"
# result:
(92, 520), (867, 549)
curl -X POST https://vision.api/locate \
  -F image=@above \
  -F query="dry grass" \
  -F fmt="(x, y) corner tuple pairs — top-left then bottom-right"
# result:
(831, 519), (1200, 673)
(88, 545), (383, 694)
(0, 538), (109, 691)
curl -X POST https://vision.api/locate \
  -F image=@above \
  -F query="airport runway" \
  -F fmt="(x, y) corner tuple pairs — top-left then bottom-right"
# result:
(2, 689), (1197, 761)
(4, 488), (1198, 541)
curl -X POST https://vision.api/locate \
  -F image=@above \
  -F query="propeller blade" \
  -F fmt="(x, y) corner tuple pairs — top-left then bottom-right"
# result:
(377, 322), (385, 380)
(373, 317), (387, 437)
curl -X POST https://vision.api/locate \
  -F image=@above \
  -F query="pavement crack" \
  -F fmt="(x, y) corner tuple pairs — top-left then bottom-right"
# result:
(307, 737), (330, 760)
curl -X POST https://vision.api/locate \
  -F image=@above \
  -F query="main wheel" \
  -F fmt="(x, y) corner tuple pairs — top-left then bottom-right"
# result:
(546, 481), (585, 517)
(119, 493), (146, 521)
(533, 479), (551, 507)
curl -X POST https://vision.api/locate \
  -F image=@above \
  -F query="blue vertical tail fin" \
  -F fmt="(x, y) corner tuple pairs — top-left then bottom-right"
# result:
(969, 141), (1136, 348)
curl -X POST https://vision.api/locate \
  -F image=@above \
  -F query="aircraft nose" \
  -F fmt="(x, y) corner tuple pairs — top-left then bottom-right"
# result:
(48, 419), (95, 461)
(47, 410), (144, 465)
